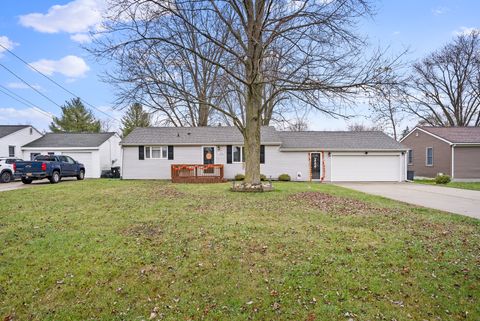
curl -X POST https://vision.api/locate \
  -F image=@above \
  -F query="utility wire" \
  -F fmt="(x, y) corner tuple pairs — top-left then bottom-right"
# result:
(0, 43), (120, 123)
(0, 62), (64, 109)
(0, 85), (53, 118)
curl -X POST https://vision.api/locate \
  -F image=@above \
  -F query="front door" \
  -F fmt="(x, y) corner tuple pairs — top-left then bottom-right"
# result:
(311, 153), (321, 180)
(203, 147), (215, 165)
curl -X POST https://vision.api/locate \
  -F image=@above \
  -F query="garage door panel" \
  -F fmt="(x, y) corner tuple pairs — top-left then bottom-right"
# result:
(332, 155), (400, 182)
(62, 152), (95, 178)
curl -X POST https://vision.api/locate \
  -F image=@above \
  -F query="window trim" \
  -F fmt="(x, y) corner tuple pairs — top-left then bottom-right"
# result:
(232, 145), (245, 163)
(145, 146), (168, 159)
(8, 145), (15, 157)
(407, 149), (413, 165)
(426, 147), (433, 166)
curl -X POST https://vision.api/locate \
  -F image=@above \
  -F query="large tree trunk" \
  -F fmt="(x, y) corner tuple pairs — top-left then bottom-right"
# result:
(198, 101), (209, 126)
(244, 82), (262, 185)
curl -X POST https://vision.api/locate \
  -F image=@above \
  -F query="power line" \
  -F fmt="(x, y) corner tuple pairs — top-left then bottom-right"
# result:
(0, 62), (63, 108)
(0, 85), (53, 119)
(0, 43), (120, 123)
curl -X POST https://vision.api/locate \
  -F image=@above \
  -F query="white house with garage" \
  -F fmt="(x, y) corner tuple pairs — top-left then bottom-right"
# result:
(22, 132), (122, 178)
(0, 125), (42, 158)
(121, 126), (407, 182)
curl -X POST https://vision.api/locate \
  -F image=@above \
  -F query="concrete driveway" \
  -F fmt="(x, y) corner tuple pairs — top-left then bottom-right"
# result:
(336, 182), (480, 219)
(0, 178), (78, 193)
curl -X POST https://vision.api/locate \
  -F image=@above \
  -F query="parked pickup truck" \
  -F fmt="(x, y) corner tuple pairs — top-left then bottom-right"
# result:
(14, 155), (85, 184)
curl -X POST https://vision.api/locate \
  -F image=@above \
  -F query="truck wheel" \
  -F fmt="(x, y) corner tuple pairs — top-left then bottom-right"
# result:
(49, 171), (61, 184)
(77, 169), (85, 180)
(21, 177), (33, 184)
(0, 171), (13, 183)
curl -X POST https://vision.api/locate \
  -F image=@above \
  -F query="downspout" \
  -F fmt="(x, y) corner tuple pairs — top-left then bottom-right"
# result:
(451, 144), (455, 179)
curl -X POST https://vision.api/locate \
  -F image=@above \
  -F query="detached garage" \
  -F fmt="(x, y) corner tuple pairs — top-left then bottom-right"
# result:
(21, 133), (121, 178)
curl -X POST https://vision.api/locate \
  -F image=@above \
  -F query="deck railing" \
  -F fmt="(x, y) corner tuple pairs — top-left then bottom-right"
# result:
(171, 164), (224, 183)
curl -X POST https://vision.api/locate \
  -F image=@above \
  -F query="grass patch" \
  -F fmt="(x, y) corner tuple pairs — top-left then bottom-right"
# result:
(0, 180), (479, 320)
(415, 179), (480, 191)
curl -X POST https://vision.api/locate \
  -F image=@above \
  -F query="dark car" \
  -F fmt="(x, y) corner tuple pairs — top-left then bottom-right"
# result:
(14, 155), (85, 184)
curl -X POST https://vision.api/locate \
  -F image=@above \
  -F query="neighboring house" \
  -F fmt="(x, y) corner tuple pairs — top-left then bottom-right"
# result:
(0, 125), (42, 158)
(22, 133), (122, 178)
(121, 126), (407, 182)
(401, 126), (480, 180)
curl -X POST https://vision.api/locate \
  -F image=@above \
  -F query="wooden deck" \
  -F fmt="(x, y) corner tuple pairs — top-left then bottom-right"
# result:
(171, 164), (225, 183)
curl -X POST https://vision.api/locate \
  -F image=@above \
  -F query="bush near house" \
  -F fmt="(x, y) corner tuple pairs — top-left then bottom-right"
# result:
(435, 174), (451, 184)
(234, 173), (245, 181)
(260, 174), (267, 181)
(278, 173), (291, 181)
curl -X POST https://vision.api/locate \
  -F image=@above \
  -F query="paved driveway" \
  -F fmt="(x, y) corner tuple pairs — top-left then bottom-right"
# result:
(0, 178), (78, 193)
(336, 182), (480, 219)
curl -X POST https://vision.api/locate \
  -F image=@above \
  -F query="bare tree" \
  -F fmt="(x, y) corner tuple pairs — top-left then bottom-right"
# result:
(368, 84), (405, 140)
(92, 0), (402, 186)
(347, 122), (383, 131)
(406, 31), (480, 126)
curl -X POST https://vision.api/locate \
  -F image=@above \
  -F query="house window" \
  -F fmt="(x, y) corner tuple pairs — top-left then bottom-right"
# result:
(408, 150), (413, 165)
(8, 146), (15, 157)
(145, 146), (168, 159)
(426, 147), (433, 166)
(232, 146), (245, 163)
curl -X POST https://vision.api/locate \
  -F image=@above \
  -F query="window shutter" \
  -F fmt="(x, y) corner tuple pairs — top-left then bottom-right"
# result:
(168, 146), (174, 160)
(227, 145), (232, 164)
(260, 145), (265, 164)
(138, 146), (144, 160)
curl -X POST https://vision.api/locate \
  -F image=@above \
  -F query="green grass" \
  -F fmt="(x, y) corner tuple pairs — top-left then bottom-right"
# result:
(0, 180), (479, 320)
(415, 179), (480, 191)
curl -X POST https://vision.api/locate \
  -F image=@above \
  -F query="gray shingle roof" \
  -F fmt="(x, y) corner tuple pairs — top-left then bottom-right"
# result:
(419, 126), (480, 144)
(278, 131), (406, 150)
(0, 125), (29, 139)
(121, 126), (282, 145)
(122, 126), (406, 150)
(23, 133), (116, 148)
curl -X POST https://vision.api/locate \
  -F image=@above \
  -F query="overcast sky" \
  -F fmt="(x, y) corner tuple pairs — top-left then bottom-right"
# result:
(0, 0), (478, 132)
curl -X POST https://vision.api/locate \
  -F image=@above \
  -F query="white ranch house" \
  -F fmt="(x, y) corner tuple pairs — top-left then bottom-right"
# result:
(121, 126), (408, 182)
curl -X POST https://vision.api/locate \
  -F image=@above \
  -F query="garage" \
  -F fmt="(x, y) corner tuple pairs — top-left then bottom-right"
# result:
(61, 152), (96, 178)
(331, 154), (402, 182)
(21, 132), (121, 179)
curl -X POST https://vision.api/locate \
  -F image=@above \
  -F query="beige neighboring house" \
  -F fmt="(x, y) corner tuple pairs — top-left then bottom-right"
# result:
(0, 125), (42, 158)
(400, 126), (480, 180)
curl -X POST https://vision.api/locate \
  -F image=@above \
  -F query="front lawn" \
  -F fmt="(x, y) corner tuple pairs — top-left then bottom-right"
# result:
(0, 180), (478, 320)
(415, 179), (480, 191)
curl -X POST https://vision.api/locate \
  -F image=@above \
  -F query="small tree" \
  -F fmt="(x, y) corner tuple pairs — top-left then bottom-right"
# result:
(49, 98), (101, 133)
(121, 103), (151, 137)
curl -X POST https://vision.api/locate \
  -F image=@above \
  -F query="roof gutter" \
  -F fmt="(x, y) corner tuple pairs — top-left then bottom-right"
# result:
(279, 148), (408, 152)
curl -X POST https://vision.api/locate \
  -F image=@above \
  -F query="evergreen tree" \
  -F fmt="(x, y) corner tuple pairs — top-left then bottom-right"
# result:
(121, 103), (151, 137)
(49, 98), (101, 133)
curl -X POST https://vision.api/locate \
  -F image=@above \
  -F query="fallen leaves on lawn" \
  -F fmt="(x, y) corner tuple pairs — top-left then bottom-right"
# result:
(289, 192), (388, 215)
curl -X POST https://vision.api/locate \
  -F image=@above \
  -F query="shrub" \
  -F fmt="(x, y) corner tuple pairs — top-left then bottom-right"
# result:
(234, 174), (245, 181)
(278, 174), (291, 181)
(435, 174), (451, 184)
(260, 174), (267, 181)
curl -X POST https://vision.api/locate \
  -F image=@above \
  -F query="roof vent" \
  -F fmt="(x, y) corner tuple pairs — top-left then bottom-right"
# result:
(187, 132), (191, 135)
(177, 133), (180, 137)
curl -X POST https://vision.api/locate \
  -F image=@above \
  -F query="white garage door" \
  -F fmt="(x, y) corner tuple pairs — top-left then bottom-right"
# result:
(62, 152), (95, 178)
(331, 155), (400, 182)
